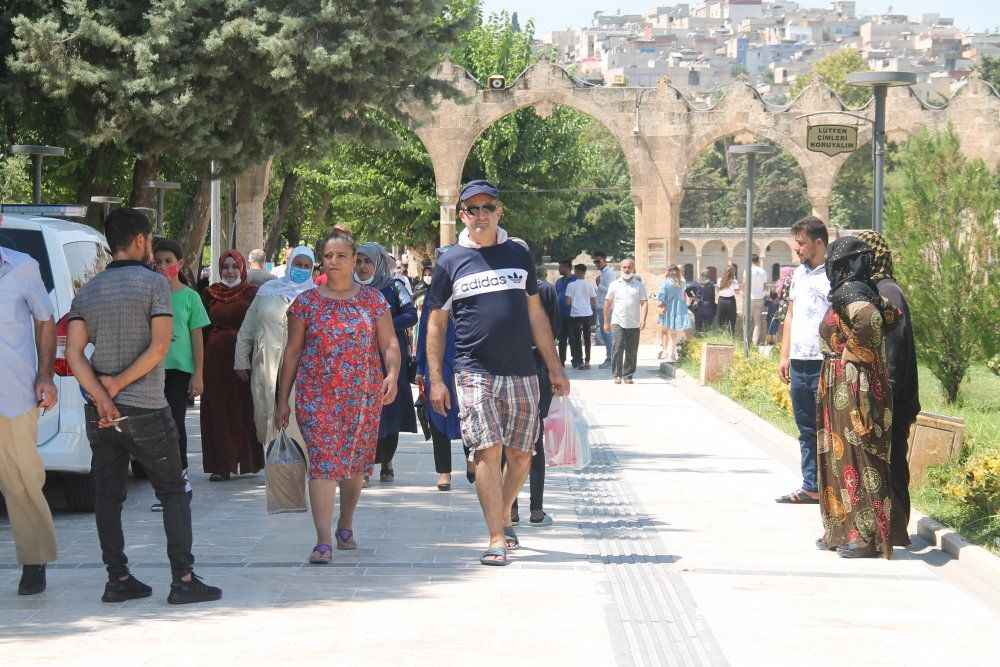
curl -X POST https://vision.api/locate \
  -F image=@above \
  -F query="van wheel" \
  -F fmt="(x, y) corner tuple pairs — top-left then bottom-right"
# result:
(64, 474), (96, 513)
(131, 459), (148, 479)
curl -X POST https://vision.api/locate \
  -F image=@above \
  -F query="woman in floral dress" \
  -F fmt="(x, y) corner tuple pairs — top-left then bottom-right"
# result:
(816, 237), (902, 559)
(275, 231), (400, 564)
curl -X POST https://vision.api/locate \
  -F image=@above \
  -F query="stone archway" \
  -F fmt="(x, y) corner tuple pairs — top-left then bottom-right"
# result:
(765, 240), (794, 280)
(404, 62), (1000, 278)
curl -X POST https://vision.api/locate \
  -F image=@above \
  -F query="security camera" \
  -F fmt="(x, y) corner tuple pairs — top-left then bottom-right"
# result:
(487, 75), (506, 90)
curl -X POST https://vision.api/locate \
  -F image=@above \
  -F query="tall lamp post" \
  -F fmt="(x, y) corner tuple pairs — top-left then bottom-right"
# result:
(846, 71), (916, 233)
(145, 180), (181, 235)
(90, 196), (122, 224)
(10, 145), (64, 204)
(728, 143), (775, 358)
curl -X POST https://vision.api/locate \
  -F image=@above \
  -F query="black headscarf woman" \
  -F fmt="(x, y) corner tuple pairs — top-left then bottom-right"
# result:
(825, 237), (881, 318)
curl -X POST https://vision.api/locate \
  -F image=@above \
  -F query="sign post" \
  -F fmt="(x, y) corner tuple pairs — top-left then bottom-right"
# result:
(806, 125), (859, 157)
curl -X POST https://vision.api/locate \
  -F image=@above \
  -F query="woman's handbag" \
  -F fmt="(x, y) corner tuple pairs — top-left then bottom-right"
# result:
(264, 429), (307, 514)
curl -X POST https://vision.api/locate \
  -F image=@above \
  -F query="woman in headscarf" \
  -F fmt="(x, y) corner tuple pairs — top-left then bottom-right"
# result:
(234, 246), (315, 450)
(355, 242), (418, 482)
(855, 230), (920, 546)
(200, 250), (262, 480)
(815, 237), (902, 559)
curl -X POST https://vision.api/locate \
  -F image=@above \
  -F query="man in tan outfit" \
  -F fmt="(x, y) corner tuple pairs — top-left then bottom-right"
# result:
(0, 244), (58, 595)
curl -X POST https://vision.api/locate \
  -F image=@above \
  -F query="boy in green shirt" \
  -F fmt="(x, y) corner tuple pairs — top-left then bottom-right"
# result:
(153, 240), (210, 505)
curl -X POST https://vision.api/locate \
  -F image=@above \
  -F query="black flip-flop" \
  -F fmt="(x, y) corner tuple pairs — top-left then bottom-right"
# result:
(480, 546), (509, 566)
(775, 489), (819, 504)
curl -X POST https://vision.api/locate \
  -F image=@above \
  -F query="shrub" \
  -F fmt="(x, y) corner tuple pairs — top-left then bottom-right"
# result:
(727, 352), (792, 417)
(941, 452), (1000, 514)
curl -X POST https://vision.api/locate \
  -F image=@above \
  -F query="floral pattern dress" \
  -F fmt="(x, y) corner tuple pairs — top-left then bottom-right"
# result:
(287, 287), (388, 480)
(817, 300), (901, 558)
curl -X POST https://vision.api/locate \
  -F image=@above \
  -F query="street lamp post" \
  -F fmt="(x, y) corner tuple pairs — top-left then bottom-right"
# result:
(145, 180), (181, 235)
(846, 71), (916, 233)
(10, 145), (65, 204)
(728, 144), (775, 357)
(90, 196), (122, 224)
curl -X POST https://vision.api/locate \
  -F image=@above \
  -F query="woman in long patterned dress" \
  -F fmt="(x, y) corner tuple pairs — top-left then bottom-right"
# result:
(275, 232), (400, 564)
(234, 246), (315, 449)
(816, 237), (902, 559)
(200, 250), (262, 480)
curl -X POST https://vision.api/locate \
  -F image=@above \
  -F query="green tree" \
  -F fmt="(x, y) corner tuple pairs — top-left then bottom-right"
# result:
(886, 127), (1000, 403)
(789, 48), (871, 107)
(976, 54), (1000, 90)
(830, 148), (873, 229)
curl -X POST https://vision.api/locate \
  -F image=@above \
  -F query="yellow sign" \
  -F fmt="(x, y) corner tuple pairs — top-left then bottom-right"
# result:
(806, 125), (859, 157)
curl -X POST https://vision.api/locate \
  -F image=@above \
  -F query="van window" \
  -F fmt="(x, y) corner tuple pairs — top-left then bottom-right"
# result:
(64, 241), (111, 296)
(0, 228), (55, 291)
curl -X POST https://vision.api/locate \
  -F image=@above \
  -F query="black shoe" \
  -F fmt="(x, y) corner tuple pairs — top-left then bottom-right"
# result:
(380, 465), (394, 483)
(18, 565), (46, 596)
(167, 573), (222, 605)
(102, 574), (153, 603)
(836, 542), (879, 559)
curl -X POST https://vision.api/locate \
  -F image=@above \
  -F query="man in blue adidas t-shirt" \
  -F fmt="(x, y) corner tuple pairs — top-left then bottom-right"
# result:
(426, 180), (569, 567)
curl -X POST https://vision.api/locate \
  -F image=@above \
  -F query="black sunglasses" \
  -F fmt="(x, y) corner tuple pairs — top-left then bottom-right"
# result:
(461, 204), (498, 215)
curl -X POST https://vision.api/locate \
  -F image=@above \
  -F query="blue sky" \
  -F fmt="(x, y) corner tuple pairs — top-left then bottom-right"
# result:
(481, 1), (1000, 34)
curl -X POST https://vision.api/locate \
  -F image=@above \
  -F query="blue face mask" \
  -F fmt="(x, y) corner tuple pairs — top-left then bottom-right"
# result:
(289, 266), (311, 284)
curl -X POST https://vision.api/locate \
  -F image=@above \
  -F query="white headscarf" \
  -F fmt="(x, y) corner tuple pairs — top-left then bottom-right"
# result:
(256, 245), (315, 300)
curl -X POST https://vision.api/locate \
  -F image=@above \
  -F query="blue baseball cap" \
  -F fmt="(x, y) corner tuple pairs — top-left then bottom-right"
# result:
(459, 179), (499, 202)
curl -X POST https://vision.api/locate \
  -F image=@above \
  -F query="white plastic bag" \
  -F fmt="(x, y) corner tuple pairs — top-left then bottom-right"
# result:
(265, 430), (307, 514)
(542, 396), (591, 468)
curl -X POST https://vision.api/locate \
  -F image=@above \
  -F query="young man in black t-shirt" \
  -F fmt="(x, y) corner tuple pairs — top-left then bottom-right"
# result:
(425, 180), (569, 566)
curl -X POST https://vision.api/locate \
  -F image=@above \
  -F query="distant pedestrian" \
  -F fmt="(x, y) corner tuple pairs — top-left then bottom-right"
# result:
(0, 244), (58, 596)
(275, 231), (400, 564)
(815, 237), (901, 559)
(234, 245), (315, 449)
(765, 290), (780, 344)
(592, 251), (617, 368)
(200, 251), (262, 481)
(603, 257), (648, 383)
(657, 265), (690, 362)
(66, 208), (221, 604)
(749, 254), (768, 345)
(355, 242), (418, 483)
(695, 271), (717, 331)
(553, 259), (576, 365)
(246, 248), (275, 287)
(152, 239), (210, 510)
(716, 265), (739, 336)
(776, 216), (829, 505)
(856, 230), (920, 546)
(425, 179), (569, 566)
(565, 263), (597, 370)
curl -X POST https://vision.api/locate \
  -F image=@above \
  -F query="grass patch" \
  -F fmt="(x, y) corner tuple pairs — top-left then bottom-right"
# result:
(680, 332), (1000, 552)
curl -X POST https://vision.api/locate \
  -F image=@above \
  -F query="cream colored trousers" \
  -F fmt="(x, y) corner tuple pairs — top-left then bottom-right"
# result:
(0, 408), (57, 565)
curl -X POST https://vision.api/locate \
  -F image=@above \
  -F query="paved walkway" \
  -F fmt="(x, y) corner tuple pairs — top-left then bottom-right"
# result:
(2, 345), (999, 666)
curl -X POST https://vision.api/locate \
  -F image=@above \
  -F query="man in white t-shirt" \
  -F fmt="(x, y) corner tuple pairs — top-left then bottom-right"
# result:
(603, 258), (647, 384)
(777, 216), (830, 505)
(564, 263), (597, 370)
(749, 254), (768, 345)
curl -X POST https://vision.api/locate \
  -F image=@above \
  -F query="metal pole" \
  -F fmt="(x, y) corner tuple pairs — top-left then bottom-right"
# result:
(210, 162), (222, 284)
(31, 156), (42, 204)
(743, 155), (756, 358)
(156, 189), (166, 235)
(872, 85), (887, 234)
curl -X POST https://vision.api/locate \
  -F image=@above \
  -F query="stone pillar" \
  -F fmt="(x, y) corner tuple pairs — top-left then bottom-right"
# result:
(438, 190), (458, 246)
(666, 196), (682, 266)
(234, 159), (273, 257)
(808, 190), (832, 224)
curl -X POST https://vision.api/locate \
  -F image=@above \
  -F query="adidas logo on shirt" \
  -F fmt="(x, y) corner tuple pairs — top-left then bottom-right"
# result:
(453, 268), (528, 300)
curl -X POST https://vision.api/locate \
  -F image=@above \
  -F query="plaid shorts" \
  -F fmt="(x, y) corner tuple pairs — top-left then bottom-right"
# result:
(454, 371), (541, 459)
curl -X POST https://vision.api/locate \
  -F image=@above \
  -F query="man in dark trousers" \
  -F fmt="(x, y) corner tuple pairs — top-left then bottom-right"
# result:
(66, 208), (222, 604)
(510, 257), (559, 527)
(553, 259), (576, 365)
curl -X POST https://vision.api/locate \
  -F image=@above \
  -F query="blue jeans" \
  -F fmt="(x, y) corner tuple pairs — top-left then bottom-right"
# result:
(595, 306), (613, 352)
(790, 359), (822, 493)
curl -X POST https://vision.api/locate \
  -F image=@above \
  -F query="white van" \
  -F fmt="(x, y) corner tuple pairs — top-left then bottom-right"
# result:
(0, 207), (111, 511)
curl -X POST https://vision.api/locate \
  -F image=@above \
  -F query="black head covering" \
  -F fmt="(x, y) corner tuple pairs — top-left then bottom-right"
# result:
(826, 236), (880, 316)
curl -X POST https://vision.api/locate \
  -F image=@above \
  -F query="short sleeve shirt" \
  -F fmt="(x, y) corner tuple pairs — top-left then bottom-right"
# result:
(0, 247), (54, 417)
(606, 277), (648, 329)
(750, 265), (768, 300)
(565, 278), (597, 317)
(426, 241), (538, 377)
(788, 263), (831, 361)
(68, 260), (173, 409)
(164, 286), (211, 374)
(596, 265), (617, 303)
